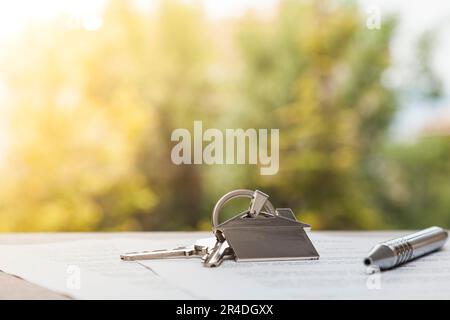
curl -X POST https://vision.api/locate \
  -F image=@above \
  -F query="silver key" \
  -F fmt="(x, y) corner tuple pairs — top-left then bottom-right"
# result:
(120, 245), (206, 261)
(203, 239), (232, 267)
(120, 237), (235, 262)
(120, 238), (214, 261)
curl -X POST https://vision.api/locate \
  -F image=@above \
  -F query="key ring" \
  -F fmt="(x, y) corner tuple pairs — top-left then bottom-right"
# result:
(212, 189), (276, 228)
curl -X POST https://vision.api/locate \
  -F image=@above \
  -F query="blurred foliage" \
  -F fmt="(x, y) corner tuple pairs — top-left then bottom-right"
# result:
(413, 31), (443, 99)
(233, 1), (397, 229)
(373, 137), (450, 228)
(0, 0), (447, 231)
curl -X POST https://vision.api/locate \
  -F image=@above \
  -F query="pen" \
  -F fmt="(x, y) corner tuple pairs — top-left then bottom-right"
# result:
(364, 226), (448, 271)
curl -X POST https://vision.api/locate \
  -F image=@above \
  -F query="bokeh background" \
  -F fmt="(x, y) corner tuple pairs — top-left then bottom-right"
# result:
(0, 0), (450, 231)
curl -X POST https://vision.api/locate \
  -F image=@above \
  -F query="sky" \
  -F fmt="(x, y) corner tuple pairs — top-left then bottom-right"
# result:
(357, 0), (450, 141)
(0, 0), (449, 141)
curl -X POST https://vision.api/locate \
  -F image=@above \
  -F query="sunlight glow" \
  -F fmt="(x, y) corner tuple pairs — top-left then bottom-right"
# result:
(0, 0), (106, 38)
(0, 0), (280, 39)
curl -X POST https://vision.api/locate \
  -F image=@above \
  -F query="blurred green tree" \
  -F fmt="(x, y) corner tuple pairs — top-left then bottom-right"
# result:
(1, 0), (445, 232)
(0, 0), (214, 231)
(135, 0), (218, 230)
(233, 0), (397, 229)
(0, 0), (156, 231)
(374, 137), (450, 228)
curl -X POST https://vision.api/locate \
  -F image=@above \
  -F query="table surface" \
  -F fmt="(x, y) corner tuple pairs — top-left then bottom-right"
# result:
(0, 231), (408, 300)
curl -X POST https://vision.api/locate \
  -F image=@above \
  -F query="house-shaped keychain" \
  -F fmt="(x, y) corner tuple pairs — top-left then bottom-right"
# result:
(210, 189), (319, 263)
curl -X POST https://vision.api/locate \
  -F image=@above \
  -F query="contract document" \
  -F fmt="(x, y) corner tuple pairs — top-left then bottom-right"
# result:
(0, 238), (190, 299)
(0, 232), (449, 299)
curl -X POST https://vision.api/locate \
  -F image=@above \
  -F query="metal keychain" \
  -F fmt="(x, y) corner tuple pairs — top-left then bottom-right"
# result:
(204, 189), (319, 267)
(120, 189), (319, 268)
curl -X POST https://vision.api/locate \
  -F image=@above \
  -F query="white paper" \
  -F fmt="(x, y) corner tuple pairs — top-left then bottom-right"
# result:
(0, 238), (194, 299)
(141, 232), (450, 299)
(0, 232), (449, 299)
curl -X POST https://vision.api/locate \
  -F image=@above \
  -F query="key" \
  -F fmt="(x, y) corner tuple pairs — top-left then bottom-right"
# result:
(120, 245), (206, 261)
(120, 238), (215, 261)
(203, 239), (232, 268)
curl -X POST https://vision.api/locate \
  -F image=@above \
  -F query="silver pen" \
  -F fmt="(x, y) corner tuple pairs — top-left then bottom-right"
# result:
(364, 226), (448, 270)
